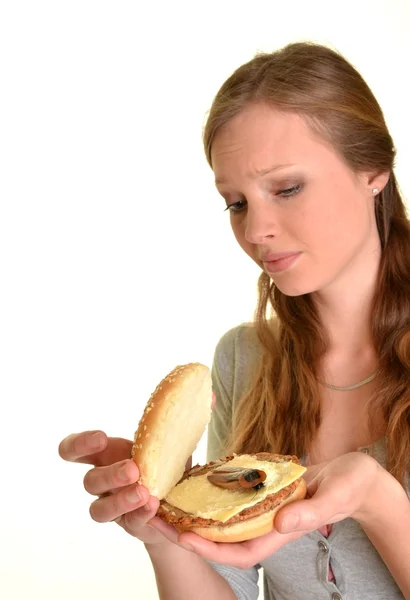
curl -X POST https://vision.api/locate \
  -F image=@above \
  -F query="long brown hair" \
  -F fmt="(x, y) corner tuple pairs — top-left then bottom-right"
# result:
(203, 42), (410, 484)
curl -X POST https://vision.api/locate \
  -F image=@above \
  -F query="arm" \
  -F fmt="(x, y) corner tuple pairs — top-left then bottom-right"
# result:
(355, 465), (410, 599)
(146, 542), (239, 600)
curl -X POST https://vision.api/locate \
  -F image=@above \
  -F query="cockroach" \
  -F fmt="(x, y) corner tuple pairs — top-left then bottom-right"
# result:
(207, 466), (267, 491)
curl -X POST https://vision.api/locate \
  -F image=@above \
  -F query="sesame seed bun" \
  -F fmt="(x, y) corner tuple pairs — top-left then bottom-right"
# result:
(132, 363), (306, 542)
(132, 363), (213, 499)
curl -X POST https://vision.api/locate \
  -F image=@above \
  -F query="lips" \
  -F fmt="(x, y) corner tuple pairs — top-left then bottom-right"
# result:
(261, 251), (300, 262)
(261, 252), (301, 274)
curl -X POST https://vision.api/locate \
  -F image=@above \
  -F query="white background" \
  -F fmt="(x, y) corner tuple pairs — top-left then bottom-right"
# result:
(1, 1), (409, 598)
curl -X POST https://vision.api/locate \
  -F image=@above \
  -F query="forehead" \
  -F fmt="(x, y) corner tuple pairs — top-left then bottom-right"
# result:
(211, 103), (332, 183)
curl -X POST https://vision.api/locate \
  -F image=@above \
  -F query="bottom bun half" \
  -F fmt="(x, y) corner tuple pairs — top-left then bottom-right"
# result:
(157, 454), (307, 543)
(183, 479), (306, 542)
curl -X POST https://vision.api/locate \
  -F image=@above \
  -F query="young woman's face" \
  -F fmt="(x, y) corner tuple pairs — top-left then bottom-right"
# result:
(211, 103), (384, 297)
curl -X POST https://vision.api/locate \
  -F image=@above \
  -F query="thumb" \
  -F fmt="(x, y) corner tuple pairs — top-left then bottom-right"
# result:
(274, 499), (319, 534)
(275, 489), (339, 535)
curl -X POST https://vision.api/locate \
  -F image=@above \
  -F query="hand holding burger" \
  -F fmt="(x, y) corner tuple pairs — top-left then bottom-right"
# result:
(58, 362), (397, 568)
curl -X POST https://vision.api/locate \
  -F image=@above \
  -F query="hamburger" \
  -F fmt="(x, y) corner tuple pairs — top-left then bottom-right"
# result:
(132, 362), (306, 542)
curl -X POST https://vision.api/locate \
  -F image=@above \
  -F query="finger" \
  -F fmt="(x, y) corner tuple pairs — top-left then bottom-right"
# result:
(120, 497), (160, 530)
(148, 515), (180, 544)
(83, 459), (140, 495)
(90, 437), (134, 467)
(58, 431), (108, 462)
(177, 528), (304, 569)
(177, 533), (231, 561)
(89, 484), (150, 523)
(59, 432), (133, 466)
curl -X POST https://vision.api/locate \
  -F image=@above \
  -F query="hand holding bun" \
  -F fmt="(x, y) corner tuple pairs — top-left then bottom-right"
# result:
(132, 363), (307, 543)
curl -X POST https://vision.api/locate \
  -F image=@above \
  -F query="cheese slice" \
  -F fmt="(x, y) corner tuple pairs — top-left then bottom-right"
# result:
(164, 455), (306, 523)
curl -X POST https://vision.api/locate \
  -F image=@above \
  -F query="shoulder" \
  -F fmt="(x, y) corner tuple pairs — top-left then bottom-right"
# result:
(214, 319), (278, 364)
(212, 321), (275, 398)
(213, 322), (264, 376)
(214, 321), (260, 358)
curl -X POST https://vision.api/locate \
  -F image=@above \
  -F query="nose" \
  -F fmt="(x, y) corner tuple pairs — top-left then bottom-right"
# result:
(244, 203), (278, 244)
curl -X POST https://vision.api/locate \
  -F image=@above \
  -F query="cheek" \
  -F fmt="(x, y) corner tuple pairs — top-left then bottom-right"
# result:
(304, 186), (369, 261)
(230, 218), (245, 246)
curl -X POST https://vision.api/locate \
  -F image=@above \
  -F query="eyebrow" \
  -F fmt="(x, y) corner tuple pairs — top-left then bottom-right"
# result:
(215, 163), (296, 186)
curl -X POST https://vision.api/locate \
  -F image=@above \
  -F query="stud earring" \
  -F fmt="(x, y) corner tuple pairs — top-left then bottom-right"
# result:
(372, 188), (379, 195)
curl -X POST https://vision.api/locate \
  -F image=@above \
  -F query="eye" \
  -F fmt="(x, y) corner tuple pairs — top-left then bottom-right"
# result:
(224, 199), (247, 214)
(277, 184), (301, 197)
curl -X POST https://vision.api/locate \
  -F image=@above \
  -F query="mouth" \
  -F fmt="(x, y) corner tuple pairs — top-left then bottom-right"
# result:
(261, 252), (301, 274)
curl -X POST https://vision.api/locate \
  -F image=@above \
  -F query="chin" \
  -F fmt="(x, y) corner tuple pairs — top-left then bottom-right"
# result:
(268, 275), (320, 298)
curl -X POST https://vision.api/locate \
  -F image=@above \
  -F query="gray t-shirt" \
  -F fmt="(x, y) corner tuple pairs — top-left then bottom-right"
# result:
(206, 323), (408, 600)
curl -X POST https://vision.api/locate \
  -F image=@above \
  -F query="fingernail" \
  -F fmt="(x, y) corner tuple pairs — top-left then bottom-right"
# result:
(118, 464), (129, 481)
(126, 485), (141, 503)
(89, 432), (104, 449)
(279, 513), (299, 533)
(143, 503), (151, 512)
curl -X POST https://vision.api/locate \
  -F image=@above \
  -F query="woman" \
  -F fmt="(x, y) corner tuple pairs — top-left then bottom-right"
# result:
(59, 42), (410, 599)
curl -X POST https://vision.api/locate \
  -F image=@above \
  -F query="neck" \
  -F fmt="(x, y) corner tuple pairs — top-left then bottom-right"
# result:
(312, 243), (381, 355)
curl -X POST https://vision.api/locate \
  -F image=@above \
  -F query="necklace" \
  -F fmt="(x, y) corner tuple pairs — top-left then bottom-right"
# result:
(319, 371), (377, 392)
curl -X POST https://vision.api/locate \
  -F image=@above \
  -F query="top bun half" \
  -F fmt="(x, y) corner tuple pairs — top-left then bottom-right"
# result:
(132, 363), (213, 499)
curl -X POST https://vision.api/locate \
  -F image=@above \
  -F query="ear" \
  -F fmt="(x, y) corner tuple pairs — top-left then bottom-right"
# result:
(361, 170), (390, 196)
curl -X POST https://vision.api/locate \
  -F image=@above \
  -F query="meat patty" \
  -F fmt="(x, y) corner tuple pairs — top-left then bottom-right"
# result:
(157, 453), (303, 531)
